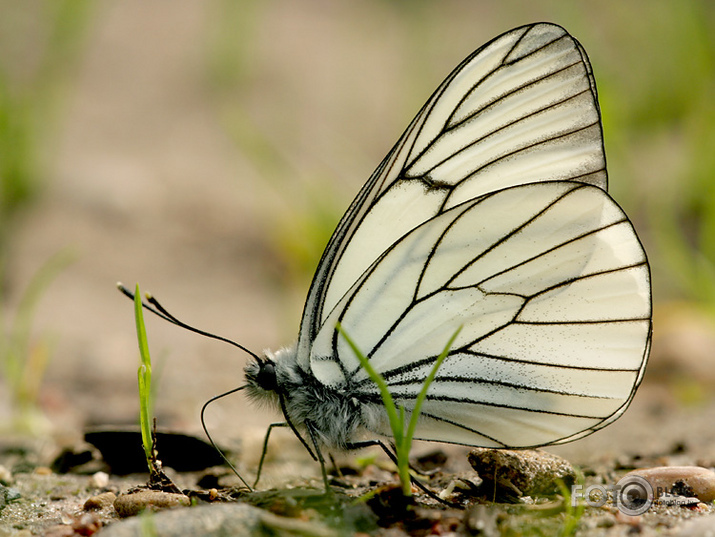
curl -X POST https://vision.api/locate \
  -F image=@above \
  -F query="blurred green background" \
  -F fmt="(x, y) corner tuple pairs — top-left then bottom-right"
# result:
(0, 0), (713, 436)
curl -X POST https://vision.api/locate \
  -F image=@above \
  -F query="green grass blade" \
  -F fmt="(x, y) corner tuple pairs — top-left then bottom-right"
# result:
(337, 323), (461, 497)
(336, 324), (402, 445)
(336, 324), (409, 492)
(133, 284), (153, 465)
(134, 284), (151, 369)
(405, 326), (462, 444)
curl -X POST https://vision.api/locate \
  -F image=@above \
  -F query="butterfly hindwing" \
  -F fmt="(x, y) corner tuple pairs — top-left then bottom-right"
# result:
(310, 181), (650, 447)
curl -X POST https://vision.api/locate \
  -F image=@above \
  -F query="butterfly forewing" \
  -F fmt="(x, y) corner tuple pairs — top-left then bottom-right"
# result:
(295, 24), (610, 370)
(294, 23), (650, 449)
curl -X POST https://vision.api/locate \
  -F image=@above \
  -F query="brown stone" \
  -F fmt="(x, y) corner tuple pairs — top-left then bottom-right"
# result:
(84, 491), (117, 511)
(113, 490), (190, 518)
(467, 448), (576, 498)
(623, 466), (715, 502)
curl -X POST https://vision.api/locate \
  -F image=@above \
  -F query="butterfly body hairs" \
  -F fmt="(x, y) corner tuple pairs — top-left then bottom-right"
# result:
(243, 23), (651, 476)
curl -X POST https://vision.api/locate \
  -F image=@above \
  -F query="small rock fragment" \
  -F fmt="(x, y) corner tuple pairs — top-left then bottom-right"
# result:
(623, 466), (715, 503)
(0, 464), (12, 484)
(0, 485), (21, 514)
(46, 512), (103, 537)
(468, 448), (576, 499)
(72, 512), (102, 535)
(439, 476), (483, 501)
(113, 490), (190, 518)
(90, 471), (109, 488)
(657, 493), (700, 508)
(84, 491), (117, 511)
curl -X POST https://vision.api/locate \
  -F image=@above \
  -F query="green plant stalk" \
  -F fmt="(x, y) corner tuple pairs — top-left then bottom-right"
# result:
(337, 324), (404, 451)
(400, 325), (462, 478)
(133, 284), (153, 467)
(0, 249), (75, 432)
(138, 508), (157, 537)
(556, 469), (585, 537)
(0, 1), (93, 270)
(337, 323), (461, 496)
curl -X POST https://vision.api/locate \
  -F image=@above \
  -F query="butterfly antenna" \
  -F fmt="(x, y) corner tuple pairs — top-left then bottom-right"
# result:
(116, 282), (263, 363)
(117, 283), (261, 489)
(201, 386), (253, 490)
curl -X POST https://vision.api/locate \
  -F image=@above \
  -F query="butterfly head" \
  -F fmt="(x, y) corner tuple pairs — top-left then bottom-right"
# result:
(246, 357), (278, 392)
(244, 355), (278, 404)
(243, 345), (306, 412)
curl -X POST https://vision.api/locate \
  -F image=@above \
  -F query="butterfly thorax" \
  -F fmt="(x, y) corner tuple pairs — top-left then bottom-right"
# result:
(244, 345), (367, 450)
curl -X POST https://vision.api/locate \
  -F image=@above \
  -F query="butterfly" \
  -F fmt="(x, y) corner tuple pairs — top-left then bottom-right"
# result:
(240, 22), (651, 484)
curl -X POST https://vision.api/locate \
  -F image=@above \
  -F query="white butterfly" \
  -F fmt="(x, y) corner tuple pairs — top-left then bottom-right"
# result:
(244, 22), (651, 470)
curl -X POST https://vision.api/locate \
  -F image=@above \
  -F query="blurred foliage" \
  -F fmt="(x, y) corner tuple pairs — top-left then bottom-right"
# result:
(0, 0), (92, 286)
(0, 2), (710, 311)
(205, 0), (344, 295)
(0, 0), (90, 433)
(593, 1), (715, 308)
(204, 0), (715, 314)
(0, 249), (75, 434)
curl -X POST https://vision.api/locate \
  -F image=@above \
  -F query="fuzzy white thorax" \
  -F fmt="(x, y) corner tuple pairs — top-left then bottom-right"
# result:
(243, 343), (388, 450)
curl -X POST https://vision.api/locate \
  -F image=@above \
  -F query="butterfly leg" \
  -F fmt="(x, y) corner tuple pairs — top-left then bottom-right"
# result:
(328, 452), (344, 478)
(254, 421), (289, 488)
(304, 420), (333, 493)
(345, 439), (459, 507)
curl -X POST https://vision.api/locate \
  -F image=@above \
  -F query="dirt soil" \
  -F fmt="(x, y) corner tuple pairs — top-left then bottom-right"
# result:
(2, 381), (715, 536)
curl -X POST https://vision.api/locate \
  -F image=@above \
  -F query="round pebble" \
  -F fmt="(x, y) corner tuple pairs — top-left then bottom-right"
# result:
(113, 490), (191, 518)
(0, 464), (12, 484)
(90, 471), (109, 488)
(84, 491), (117, 511)
(623, 466), (715, 502)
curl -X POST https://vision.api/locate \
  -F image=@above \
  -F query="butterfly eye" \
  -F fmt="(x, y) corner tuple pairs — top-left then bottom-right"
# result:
(255, 361), (278, 392)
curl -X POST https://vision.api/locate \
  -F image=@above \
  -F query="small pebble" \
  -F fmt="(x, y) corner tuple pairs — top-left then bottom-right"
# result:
(1, 485), (21, 502)
(84, 491), (117, 511)
(46, 512), (102, 537)
(468, 448), (576, 498)
(34, 466), (52, 476)
(623, 466), (715, 502)
(657, 493), (700, 508)
(0, 485), (21, 514)
(72, 512), (102, 535)
(113, 490), (190, 517)
(90, 471), (109, 488)
(0, 464), (12, 484)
